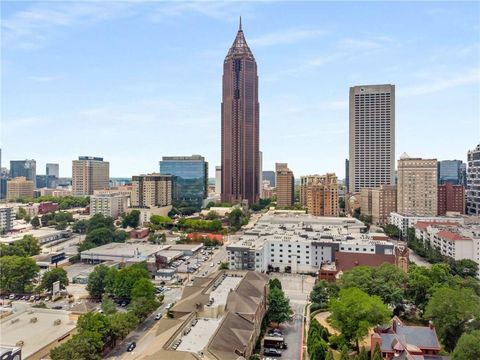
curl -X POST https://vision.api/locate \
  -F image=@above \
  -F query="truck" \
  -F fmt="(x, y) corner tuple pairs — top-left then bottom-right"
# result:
(263, 336), (288, 349)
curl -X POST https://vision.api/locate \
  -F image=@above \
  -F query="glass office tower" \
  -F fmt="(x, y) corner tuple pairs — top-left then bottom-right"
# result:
(159, 155), (208, 209)
(438, 160), (466, 185)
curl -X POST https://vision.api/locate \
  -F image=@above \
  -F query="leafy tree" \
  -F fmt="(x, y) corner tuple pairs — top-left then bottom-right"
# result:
(383, 224), (400, 238)
(87, 264), (111, 300)
(101, 294), (117, 315)
(330, 288), (390, 350)
(0, 256), (39, 293)
(50, 331), (103, 360)
(131, 278), (156, 300)
(16, 235), (41, 256)
(308, 319), (329, 360)
(452, 330), (480, 360)
(228, 208), (248, 231)
(73, 219), (88, 234)
(39, 268), (69, 292)
(40, 215), (49, 227)
(205, 211), (219, 220)
(113, 263), (150, 301)
(87, 214), (114, 233)
(16, 207), (27, 220)
(219, 261), (229, 270)
(149, 232), (166, 244)
(31, 216), (40, 228)
(122, 210), (140, 228)
(269, 278), (282, 290)
(358, 347), (368, 360)
(77, 312), (112, 345)
(149, 215), (172, 227)
(325, 350), (334, 360)
(449, 259), (479, 278)
(340, 345), (349, 360)
(129, 296), (159, 321)
(113, 229), (128, 243)
(424, 287), (480, 352)
(109, 311), (138, 341)
(0, 244), (26, 257)
(310, 280), (339, 309)
(267, 287), (292, 324)
(371, 343), (382, 360)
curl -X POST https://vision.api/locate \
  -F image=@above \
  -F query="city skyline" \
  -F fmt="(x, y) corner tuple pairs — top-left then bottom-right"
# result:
(2, 1), (479, 178)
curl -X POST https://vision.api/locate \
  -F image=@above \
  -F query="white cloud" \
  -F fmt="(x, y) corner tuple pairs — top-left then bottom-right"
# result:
(249, 28), (326, 47)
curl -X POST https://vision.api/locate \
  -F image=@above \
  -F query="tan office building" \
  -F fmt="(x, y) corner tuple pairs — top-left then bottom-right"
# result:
(131, 173), (174, 208)
(397, 154), (437, 216)
(300, 173), (339, 216)
(72, 156), (109, 196)
(276, 167), (294, 208)
(6, 177), (34, 201)
(360, 185), (397, 225)
(349, 84), (395, 193)
(90, 193), (128, 220)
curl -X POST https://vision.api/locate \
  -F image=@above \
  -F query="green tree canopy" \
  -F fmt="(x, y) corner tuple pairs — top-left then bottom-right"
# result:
(310, 280), (339, 309)
(15, 235), (41, 256)
(0, 256), (39, 293)
(87, 264), (111, 300)
(267, 287), (292, 324)
(50, 330), (103, 360)
(269, 278), (282, 290)
(101, 294), (117, 315)
(39, 268), (69, 292)
(131, 278), (156, 300)
(329, 288), (390, 350)
(424, 286), (480, 352)
(112, 263), (151, 301)
(31, 216), (40, 228)
(122, 210), (140, 229)
(73, 219), (89, 234)
(452, 330), (480, 360)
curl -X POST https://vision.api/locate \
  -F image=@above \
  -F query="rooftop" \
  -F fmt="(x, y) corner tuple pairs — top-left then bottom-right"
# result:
(80, 242), (166, 259)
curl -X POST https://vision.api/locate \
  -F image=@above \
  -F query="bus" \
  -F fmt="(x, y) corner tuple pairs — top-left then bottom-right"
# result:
(263, 336), (288, 349)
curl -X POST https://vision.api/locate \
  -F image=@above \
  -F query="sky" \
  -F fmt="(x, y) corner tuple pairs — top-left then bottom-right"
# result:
(1, 1), (479, 178)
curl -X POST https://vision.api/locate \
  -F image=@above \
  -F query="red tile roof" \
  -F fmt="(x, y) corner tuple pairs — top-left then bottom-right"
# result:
(436, 230), (470, 241)
(414, 221), (460, 230)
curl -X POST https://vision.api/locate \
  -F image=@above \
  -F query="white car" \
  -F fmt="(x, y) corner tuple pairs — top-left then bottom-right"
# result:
(166, 303), (173, 309)
(210, 263), (214, 267)
(155, 313), (161, 320)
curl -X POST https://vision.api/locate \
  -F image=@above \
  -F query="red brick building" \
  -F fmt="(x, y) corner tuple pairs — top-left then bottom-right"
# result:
(38, 201), (59, 214)
(437, 183), (465, 215)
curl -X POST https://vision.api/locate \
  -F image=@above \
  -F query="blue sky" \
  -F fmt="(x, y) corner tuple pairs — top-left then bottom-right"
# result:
(1, 1), (479, 178)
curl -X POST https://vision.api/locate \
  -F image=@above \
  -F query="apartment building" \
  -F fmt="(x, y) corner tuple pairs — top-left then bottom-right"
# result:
(276, 167), (294, 208)
(90, 193), (128, 220)
(467, 144), (480, 215)
(72, 156), (109, 196)
(437, 182), (465, 215)
(6, 177), (34, 200)
(300, 173), (339, 216)
(389, 212), (465, 237)
(360, 185), (397, 225)
(131, 173), (174, 208)
(349, 84), (395, 193)
(397, 154), (437, 216)
(0, 207), (14, 232)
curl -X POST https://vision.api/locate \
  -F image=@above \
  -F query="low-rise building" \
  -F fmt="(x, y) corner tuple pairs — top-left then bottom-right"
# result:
(389, 212), (464, 237)
(38, 201), (59, 214)
(0, 228), (71, 246)
(360, 185), (397, 225)
(0, 206), (14, 233)
(437, 182), (465, 215)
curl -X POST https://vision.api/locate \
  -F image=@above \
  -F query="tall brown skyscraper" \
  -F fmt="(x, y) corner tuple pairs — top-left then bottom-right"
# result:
(221, 19), (260, 205)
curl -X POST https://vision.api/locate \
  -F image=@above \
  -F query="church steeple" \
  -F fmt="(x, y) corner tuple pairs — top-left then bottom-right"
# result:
(225, 17), (254, 61)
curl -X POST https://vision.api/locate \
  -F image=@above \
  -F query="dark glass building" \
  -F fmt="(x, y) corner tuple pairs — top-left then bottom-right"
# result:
(159, 155), (208, 209)
(438, 160), (466, 186)
(10, 159), (36, 186)
(262, 171), (275, 187)
(221, 18), (260, 205)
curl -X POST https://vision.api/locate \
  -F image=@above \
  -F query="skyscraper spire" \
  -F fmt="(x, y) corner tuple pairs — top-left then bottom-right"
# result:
(239, 16), (242, 31)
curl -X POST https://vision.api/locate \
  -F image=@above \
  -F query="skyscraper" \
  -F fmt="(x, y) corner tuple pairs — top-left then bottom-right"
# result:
(397, 154), (437, 216)
(300, 173), (339, 217)
(437, 160), (466, 185)
(10, 159), (37, 187)
(159, 155), (208, 209)
(131, 173), (174, 208)
(467, 144), (480, 215)
(276, 166), (294, 208)
(72, 156), (109, 195)
(349, 84), (395, 193)
(221, 18), (260, 205)
(46, 163), (60, 178)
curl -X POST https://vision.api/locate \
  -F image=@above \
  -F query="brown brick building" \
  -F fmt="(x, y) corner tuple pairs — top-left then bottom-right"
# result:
(437, 182), (465, 215)
(300, 174), (339, 216)
(276, 167), (294, 208)
(359, 185), (397, 225)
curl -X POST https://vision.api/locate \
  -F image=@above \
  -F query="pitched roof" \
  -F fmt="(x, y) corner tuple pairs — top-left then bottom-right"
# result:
(225, 18), (254, 61)
(436, 230), (470, 241)
(414, 221), (460, 230)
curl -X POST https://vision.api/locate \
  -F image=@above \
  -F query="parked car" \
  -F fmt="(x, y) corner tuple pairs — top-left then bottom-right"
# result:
(166, 303), (173, 309)
(263, 348), (282, 357)
(9, 294), (15, 300)
(52, 305), (63, 310)
(155, 313), (161, 320)
(127, 342), (136, 352)
(29, 295), (35, 301)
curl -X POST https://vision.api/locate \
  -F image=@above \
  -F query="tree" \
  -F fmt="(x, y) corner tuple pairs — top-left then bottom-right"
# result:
(205, 211), (219, 220)
(87, 214), (114, 233)
(371, 343), (382, 360)
(358, 347), (368, 360)
(267, 287), (292, 324)
(50, 331), (103, 360)
(113, 263), (150, 301)
(86, 227), (114, 246)
(131, 278), (156, 300)
(452, 330), (480, 360)
(16, 235), (41, 256)
(31, 216), (40, 228)
(228, 208), (248, 231)
(73, 219), (88, 234)
(129, 296), (159, 320)
(310, 280), (339, 309)
(101, 294), (117, 315)
(340, 345), (349, 360)
(87, 264), (111, 300)
(39, 268), (69, 292)
(219, 261), (229, 270)
(0, 256), (39, 293)
(329, 288), (390, 350)
(0, 244), (26, 257)
(424, 287), (480, 352)
(325, 350), (334, 360)
(122, 210), (140, 228)
(109, 311), (138, 341)
(384, 224), (400, 238)
(77, 312), (112, 345)
(269, 278), (282, 290)
(113, 229), (128, 243)
(449, 259), (479, 278)
(16, 207), (27, 220)
(40, 215), (49, 227)
(149, 232), (166, 244)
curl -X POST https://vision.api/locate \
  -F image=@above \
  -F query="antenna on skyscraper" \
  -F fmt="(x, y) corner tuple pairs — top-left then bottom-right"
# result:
(239, 16), (242, 31)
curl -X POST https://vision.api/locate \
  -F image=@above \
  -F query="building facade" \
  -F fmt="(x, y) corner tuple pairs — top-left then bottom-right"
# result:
(262, 171), (275, 187)
(437, 160), (466, 186)
(6, 177), (34, 200)
(90, 193), (128, 220)
(467, 144), (480, 215)
(276, 167), (294, 208)
(0, 207), (14, 233)
(215, 166), (222, 195)
(221, 20), (260, 206)
(389, 212), (464, 237)
(397, 154), (437, 216)
(46, 163), (60, 178)
(349, 85), (395, 193)
(437, 182), (465, 215)
(10, 159), (37, 187)
(360, 185), (397, 225)
(159, 155), (208, 209)
(300, 173), (339, 217)
(72, 156), (109, 196)
(131, 173), (174, 208)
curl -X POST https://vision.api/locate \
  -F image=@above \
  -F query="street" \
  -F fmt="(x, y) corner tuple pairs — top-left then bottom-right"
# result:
(105, 287), (182, 359)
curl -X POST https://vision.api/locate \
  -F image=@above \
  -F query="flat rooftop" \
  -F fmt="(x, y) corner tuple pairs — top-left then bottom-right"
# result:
(0, 228), (67, 244)
(208, 276), (242, 307)
(0, 307), (76, 359)
(176, 317), (222, 354)
(81, 242), (166, 259)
